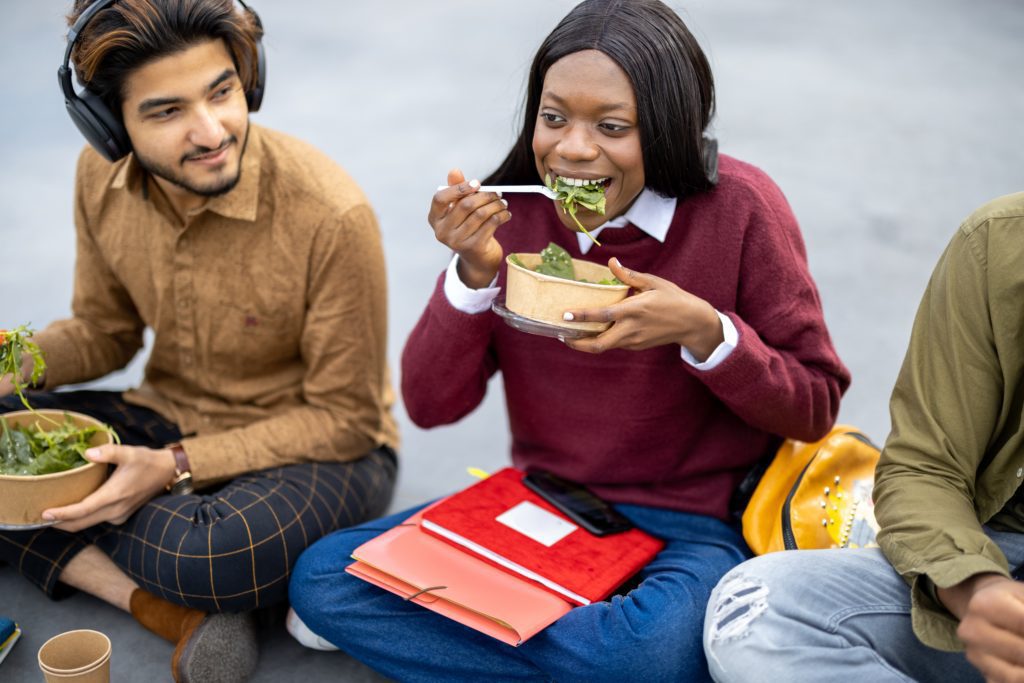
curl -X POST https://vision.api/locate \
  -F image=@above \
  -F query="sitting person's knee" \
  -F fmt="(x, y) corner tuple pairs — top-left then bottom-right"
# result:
(705, 565), (772, 646)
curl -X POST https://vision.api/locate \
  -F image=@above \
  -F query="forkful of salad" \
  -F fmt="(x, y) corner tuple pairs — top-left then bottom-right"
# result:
(435, 174), (607, 245)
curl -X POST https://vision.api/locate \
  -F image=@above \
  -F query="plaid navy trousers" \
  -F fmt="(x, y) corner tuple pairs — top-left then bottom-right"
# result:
(0, 391), (397, 612)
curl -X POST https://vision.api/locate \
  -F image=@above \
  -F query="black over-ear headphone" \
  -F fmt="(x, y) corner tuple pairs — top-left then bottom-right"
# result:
(57, 0), (266, 162)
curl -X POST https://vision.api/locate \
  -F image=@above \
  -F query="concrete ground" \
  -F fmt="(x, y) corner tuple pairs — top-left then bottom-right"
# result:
(1, 0), (1022, 680)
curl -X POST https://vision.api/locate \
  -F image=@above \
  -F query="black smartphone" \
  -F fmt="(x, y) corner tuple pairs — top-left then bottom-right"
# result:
(522, 470), (634, 537)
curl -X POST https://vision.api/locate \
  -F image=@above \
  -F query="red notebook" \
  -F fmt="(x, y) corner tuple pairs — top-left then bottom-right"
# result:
(420, 468), (664, 605)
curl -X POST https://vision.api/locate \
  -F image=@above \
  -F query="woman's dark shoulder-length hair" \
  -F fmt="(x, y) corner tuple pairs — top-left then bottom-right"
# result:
(486, 0), (717, 198)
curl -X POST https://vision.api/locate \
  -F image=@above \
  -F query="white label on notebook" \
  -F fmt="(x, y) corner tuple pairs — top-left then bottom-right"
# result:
(496, 501), (578, 547)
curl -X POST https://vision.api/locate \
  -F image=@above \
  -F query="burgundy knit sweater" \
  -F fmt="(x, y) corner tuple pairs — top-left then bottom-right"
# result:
(402, 155), (851, 520)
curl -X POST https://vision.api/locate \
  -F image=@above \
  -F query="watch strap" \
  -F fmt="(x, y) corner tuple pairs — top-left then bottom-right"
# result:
(167, 443), (194, 495)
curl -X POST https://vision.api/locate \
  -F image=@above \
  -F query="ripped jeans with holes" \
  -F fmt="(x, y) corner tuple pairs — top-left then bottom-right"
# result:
(702, 531), (1024, 683)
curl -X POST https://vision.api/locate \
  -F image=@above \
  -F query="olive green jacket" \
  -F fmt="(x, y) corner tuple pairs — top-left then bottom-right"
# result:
(875, 191), (1024, 651)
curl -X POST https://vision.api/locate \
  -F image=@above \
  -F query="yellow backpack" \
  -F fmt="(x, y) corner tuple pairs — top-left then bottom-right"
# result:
(742, 425), (881, 555)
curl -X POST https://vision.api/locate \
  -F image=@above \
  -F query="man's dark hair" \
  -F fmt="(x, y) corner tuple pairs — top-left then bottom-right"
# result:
(485, 0), (716, 198)
(67, 0), (263, 117)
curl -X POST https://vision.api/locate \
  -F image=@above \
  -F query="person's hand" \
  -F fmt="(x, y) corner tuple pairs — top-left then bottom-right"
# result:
(938, 573), (1024, 682)
(41, 445), (177, 532)
(562, 258), (724, 357)
(428, 168), (511, 289)
(0, 352), (37, 397)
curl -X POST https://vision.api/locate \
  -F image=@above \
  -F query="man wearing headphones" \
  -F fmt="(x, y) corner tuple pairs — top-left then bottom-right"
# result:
(0, 1), (398, 681)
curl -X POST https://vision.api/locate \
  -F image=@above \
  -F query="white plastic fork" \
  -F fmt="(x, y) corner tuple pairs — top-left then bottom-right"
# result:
(435, 184), (559, 199)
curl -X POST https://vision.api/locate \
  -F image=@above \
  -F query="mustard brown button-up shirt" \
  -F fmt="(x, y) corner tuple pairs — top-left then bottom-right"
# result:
(875, 191), (1024, 651)
(34, 124), (398, 485)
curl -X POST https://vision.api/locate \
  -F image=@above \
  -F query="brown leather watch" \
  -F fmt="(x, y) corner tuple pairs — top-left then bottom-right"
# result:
(166, 443), (194, 495)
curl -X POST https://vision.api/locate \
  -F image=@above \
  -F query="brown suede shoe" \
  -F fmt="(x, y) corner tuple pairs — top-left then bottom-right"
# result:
(129, 589), (258, 683)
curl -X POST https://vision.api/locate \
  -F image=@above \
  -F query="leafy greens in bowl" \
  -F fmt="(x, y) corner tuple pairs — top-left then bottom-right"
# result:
(0, 410), (113, 526)
(0, 414), (104, 476)
(0, 325), (117, 525)
(504, 244), (629, 333)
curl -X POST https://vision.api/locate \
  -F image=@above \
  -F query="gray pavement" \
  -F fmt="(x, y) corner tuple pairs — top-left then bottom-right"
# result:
(1, 0), (1022, 680)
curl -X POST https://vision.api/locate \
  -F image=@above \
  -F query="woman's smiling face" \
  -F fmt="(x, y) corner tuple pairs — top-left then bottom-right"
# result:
(532, 49), (645, 233)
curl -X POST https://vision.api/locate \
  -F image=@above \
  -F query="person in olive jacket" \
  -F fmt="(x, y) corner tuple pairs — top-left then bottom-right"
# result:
(704, 191), (1024, 683)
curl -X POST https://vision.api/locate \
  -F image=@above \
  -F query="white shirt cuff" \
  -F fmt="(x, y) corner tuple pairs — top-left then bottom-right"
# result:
(443, 255), (501, 314)
(680, 311), (738, 371)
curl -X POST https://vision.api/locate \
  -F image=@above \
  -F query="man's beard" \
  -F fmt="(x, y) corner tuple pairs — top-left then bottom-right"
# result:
(136, 127), (249, 198)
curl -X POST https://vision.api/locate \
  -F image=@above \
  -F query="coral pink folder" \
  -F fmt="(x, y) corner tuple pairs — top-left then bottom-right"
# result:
(346, 505), (572, 646)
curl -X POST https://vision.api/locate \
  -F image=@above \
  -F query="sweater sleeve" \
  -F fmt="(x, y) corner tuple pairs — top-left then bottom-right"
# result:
(401, 272), (499, 428)
(33, 149), (145, 388)
(874, 223), (1009, 652)
(691, 177), (850, 442)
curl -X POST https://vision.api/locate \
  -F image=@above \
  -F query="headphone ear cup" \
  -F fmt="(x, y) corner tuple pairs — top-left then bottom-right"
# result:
(66, 88), (131, 162)
(702, 135), (719, 186)
(246, 38), (266, 112)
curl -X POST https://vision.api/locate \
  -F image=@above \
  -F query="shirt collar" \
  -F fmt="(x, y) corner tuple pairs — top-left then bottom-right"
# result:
(199, 124), (262, 222)
(577, 187), (677, 254)
(110, 124), (263, 223)
(111, 153), (139, 191)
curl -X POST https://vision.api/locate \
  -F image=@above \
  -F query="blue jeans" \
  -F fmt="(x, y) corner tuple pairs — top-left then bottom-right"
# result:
(289, 502), (749, 682)
(703, 530), (1024, 682)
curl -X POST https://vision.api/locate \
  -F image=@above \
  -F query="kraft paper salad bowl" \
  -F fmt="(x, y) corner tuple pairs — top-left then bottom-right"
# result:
(0, 410), (112, 527)
(505, 253), (629, 333)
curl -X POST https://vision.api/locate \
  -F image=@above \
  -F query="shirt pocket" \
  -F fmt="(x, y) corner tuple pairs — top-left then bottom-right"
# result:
(206, 300), (301, 380)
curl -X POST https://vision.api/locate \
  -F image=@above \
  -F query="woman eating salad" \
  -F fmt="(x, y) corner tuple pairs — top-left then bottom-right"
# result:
(288, 1), (850, 680)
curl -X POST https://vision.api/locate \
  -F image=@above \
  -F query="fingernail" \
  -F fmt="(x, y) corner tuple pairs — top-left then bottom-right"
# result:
(85, 448), (99, 459)
(500, 199), (508, 207)
(42, 512), (55, 521)
(612, 258), (622, 268)
(495, 191), (503, 198)
(469, 179), (480, 189)
(563, 312), (574, 321)
(557, 335), (566, 343)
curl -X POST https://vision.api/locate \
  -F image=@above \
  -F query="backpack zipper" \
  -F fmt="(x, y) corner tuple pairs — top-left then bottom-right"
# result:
(781, 454), (818, 550)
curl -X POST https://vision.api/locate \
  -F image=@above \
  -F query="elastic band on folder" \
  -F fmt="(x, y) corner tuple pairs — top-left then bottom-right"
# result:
(405, 585), (446, 601)
(360, 523), (417, 532)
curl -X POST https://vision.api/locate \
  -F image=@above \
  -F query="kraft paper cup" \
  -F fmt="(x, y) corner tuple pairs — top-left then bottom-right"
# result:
(505, 253), (629, 332)
(37, 629), (111, 683)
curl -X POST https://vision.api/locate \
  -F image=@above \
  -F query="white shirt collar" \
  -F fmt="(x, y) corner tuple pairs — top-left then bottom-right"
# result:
(576, 188), (677, 254)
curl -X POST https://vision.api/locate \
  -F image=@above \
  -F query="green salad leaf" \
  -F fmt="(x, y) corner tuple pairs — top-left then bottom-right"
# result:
(545, 174), (606, 246)
(0, 325), (46, 413)
(535, 243), (576, 280)
(0, 325), (119, 476)
(0, 415), (104, 476)
(510, 243), (622, 285)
